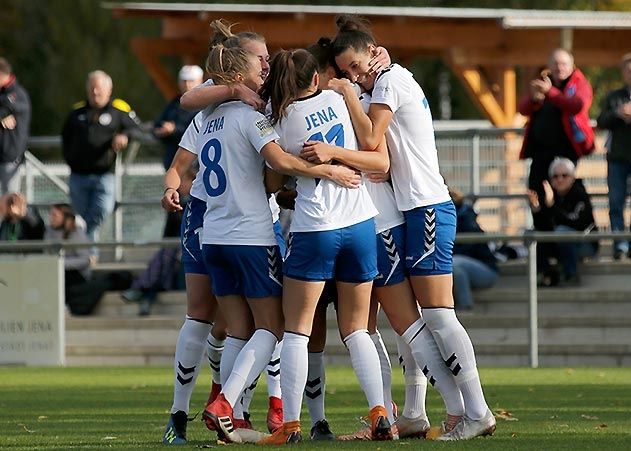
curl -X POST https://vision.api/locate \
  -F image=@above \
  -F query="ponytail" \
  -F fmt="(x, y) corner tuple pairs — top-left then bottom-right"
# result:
(261, 49), (318, 125)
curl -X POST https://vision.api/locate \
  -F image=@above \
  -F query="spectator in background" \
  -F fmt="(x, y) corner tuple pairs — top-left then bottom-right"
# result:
(61, 70), (143, 244)
(450, 189), (499, 311)
(153, 65), (204, 170)
(0, 57), (31, 195)
(518, 49), (595, 208)
(527, 157), (598, 287)
(597, 53), (631, 260)
(0, 192), (45, 241)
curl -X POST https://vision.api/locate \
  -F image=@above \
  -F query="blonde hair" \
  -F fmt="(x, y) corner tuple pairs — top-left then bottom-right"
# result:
(206, 44), (253, 87)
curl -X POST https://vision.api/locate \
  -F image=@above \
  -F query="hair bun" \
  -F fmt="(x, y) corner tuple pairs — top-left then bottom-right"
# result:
(335, 14), (368, 32)
(317, 37), (331, 48)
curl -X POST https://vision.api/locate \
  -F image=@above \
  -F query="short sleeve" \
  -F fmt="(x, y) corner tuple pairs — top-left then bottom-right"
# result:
(371, 65), (406, 113)
(243, 110), (280, 153)
(179, 112), (202, 154)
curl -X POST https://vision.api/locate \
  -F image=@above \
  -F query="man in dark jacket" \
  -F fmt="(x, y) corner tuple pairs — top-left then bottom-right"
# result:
(0, 58), (31, 195)
(518, 49), (594, 206)
(0, 192), (45, 242)
(597, 53), (631, 260)
(62, 70), (142, 242)
(153, 65), (203, 170)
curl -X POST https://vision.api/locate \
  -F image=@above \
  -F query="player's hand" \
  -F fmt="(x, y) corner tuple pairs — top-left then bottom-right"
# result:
(329, 165), (361, 189)
(366, 171), (391, 183)
(300, 141), (336, 164)
(112, 133), (129, 152)
(542, 180), (554, 207)
(154, 121), (176, 137)
(369, 46), (391, 74)
(328, 78), (354, 95)
(161, 188), (182, 212)
(233, 84), (265, 111)
(1, 114), (16, 130)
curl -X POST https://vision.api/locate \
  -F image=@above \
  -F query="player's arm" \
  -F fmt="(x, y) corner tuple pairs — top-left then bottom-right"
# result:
(329, 79), (392, 151)
(180, 83), (264, 111)
(264, 168), (289, 194)
(162, 148), (197, 211)
(300, 135), (389, 174)
(261, 141), (361, 189)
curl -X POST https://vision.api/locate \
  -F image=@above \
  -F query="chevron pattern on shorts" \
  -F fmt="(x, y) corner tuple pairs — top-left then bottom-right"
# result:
(424, 208), (436, 255)
(380, 229), (401, 285)
(268, 247), (283, 287)
(284, 233), (293, 261)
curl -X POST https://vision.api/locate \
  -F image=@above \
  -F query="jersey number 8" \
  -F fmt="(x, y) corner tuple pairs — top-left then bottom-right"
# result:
(200, 138), (227, 197)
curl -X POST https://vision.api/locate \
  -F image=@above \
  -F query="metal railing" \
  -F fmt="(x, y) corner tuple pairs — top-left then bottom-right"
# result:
(2, 230), (630, 369)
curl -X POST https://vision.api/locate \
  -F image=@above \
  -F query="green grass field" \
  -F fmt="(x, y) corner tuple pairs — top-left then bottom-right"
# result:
(1, 367), (630, 450)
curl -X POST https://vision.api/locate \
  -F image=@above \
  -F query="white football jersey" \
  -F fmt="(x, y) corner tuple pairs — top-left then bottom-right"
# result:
(274, 90), (377, 233)
(371, 64), (450, 211)
(179, 112), (206, 201)
(198, 101), (280, 245)
(359, 92), (405, 234)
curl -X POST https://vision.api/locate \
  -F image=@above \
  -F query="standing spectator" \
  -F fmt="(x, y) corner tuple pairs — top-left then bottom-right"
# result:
(61, 70), (142, 243)
(527, 157), (599, 287)
(0, 57), (31, 195)
(153, 65), (204, 170)
(518, 49), (595, 205)
(597, 53), (631, 260)
(450, 189), (499, 311)
(0, 192), (45, 242)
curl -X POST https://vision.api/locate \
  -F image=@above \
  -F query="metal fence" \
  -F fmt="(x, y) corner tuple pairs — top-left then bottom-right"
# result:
(18, 127), (615, 244)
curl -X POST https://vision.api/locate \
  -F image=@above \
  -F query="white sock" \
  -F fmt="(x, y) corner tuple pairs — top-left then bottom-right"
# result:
(280, 332), (309, 422)
(222, 329), (278, 407)
(220, 336), (247, 387)
(344, 329), (384, 410)
(370, 331), (394, 422)
(235, 376), (258, 420)
(305, 351), (326, 426)
(171, 317), (211, 414)
(401, 316), (465, 417)
(241, 376), (259, 417)
(423, 308), (488, 420)
(395, 334), (428, 419)
(207, 328), (225, 385)
(266, 340), (283, 399)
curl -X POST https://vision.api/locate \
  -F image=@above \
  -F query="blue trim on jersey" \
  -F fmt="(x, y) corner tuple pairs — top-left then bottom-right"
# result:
(374, 223), (407, 288)
(181, 196), (207, 275)
(284, 218), (377, 283)
(202, 244), (283, 298)
(273, 220), (286, 257)
(404, 200), (455, 276)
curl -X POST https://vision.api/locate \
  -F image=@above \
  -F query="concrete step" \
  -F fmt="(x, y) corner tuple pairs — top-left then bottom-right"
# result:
(498, 258), (631, 276)
(92, 291), (187, 317)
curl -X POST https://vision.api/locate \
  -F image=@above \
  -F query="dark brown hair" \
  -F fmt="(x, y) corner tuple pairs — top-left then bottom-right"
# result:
(331, 15), (376, 58)
(0, 57), (11, 75)
(306, 37), (334, 74)
(261, 49), (318, 125)
(51, 203), (77, 238)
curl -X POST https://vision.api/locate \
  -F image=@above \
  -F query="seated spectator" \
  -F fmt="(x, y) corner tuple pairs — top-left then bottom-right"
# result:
(527, 157), (599, 286)
(0, 192), (45, 242)
(45, 203), (110, 315)
(450, 189), (499, 310)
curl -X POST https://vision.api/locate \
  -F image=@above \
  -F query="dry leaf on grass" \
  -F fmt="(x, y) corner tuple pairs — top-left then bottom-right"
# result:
(495, 410), (519, 421)
(101, 436), (117, 440)
(37, 416), (48, 421)
(581, 414), (599, 420)
(596, 424), (608, 429)
(18, 424), (35, 433)
(425, 426), (443, 440)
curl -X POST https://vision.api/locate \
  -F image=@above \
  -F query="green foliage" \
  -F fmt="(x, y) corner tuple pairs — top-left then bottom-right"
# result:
(0, 0), (162, 136)
(1, 366), (631, 449)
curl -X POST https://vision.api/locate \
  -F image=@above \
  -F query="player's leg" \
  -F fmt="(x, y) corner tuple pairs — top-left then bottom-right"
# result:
(405, 202), (495, 440)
